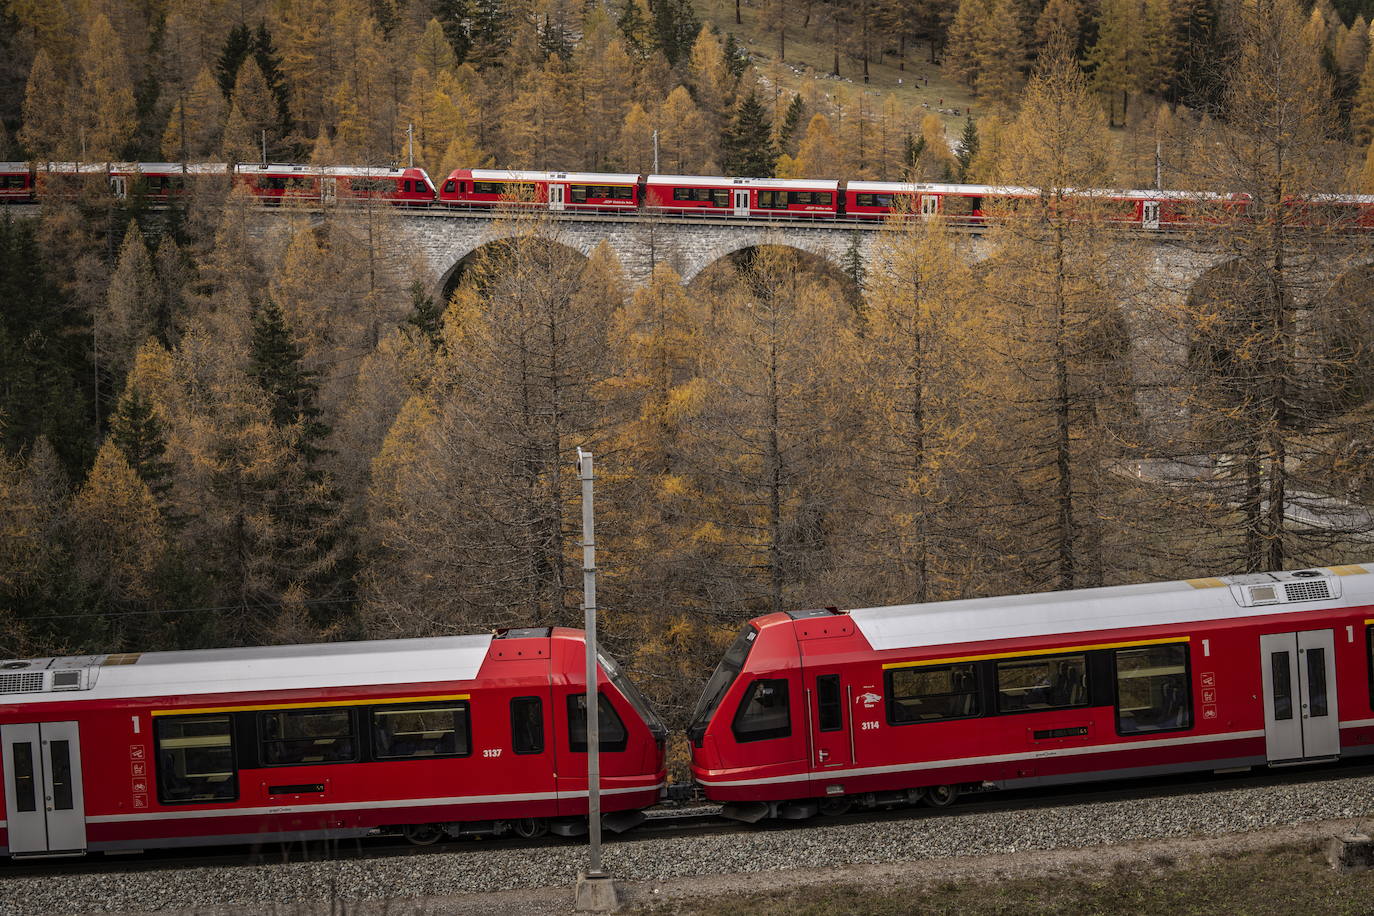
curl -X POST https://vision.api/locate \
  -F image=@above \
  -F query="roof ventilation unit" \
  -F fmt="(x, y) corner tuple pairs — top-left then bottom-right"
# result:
(1227, 570), (1339, 608)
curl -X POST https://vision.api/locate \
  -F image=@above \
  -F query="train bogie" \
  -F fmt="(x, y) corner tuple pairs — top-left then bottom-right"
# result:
(690, 564), (1374, 821)
(0, 627), (666, 857)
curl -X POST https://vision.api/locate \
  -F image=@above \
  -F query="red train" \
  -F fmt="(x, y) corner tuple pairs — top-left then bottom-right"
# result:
(0, 627), (666, 856)
(689, 563), (1374, 821)
(9, 161), (1374, 230)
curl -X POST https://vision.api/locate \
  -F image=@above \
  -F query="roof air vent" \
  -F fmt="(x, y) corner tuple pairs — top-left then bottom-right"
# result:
(2, 660), (30, 669)
(0, 671), (44, 693)
(1283, 579), (1331, 602)
(51, 670), (82, 690)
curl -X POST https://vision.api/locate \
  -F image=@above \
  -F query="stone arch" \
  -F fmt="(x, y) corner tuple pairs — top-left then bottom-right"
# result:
(435, 232), (593, 303)
(1183, 257), (1374, 421)
(685, 237), (866, 311)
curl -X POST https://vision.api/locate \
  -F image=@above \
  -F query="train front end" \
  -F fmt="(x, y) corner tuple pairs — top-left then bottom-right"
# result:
(687, 613), (813, 812)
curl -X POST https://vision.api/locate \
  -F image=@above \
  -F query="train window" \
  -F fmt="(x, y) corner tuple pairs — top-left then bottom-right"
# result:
(1307, 647), (1328, 717)
(1366, 626), (1374, 709)
(712, 189), (729, 206)
(875, 194), (893, 207)
(856, 194), (875, 207)
(155, 714), (238, 804)
(793, 192), (813, 205)
(673, 188), (691, 201)
(11, 741), (36, 812)
(816, 675), (843, 731)
(571, 185), (589, 202)
(260, 708), (359, 765)
(758, 191), (782, 208)
(443, 179), (456, 193)
(511, 696), (544, 754)
(886, 664), (980, 723)
(49, 740), (73, 810)
(349, 178), (390, 193)
(1272, 652), (1294, 720)
(474, 181), (502, 194)
(695, 188), (714, 203)
(372, 702), (471, 759)
(943, 195), (975, 216)
(568, 692), (628, 752)
(817, 192), (833, 206)
(996, 655), (1087, 713)
(614, 186), (634, 199)
(732, 678), (791, 742)
(1114, 644), (1191, 735)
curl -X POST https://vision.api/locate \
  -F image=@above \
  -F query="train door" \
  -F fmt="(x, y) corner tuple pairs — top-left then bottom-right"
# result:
(733, 189), (750, 216)
(109, 176), (128, 199)
(920, 195), (939, 218)
(1259, 630), (1339, 763)
(322, 177), (336, 205)
(808, 672), (853, 776)
(1142, 200), (1161, 230)
(549, 184), (566, 211)
(1, 721), (86, 855)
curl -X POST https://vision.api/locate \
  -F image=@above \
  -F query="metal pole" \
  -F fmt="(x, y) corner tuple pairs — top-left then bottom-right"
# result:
(408, 123), (415, 168)
(652, 129), (659, 174)
(577, 448), (604, 877)
(261, 130), (268, 168)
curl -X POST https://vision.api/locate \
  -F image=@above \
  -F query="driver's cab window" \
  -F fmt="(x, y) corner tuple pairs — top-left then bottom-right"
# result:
(732, 678), (791, 742)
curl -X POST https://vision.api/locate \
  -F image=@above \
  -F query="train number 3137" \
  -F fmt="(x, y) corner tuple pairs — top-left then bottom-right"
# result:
(483, 748), (502, 758)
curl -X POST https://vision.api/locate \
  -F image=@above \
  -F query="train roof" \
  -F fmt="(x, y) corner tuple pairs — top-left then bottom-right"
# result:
(848, 563), (1374, 653)
(111, 162), (230, 174)
(647, 175), (841, 190)
(0, 162), (29, 172)
(234, 164), (430, 177)
(459, 169), (640, 184)
(0, 634), (494, 704)
(844, 180), (1235, 202)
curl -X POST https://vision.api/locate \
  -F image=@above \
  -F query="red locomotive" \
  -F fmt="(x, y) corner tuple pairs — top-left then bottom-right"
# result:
(0, 627), (666, 856)
(689, 564), (1374, 820)
(437, 169), (641, 211)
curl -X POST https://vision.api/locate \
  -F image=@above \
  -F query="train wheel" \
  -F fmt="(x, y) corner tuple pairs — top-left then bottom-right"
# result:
(403, 823), (444, 846)
(924, 785), (959, 808)
(513, 818), (549, 839)
(818, 797), (852, 817)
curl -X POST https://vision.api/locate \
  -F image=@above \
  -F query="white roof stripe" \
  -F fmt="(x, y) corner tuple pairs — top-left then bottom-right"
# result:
(3, 635), (494, 705)
(849, 565), (1374, 652)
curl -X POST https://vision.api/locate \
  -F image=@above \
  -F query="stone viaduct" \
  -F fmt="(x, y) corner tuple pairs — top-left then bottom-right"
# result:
(237, 206), (1373, 436)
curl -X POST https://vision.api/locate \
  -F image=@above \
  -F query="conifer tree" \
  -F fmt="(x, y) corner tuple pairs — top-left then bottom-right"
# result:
(99, 223), (164, 392)
(79, 14), (137, 159)
(721, 91), (777, 177)
(792, 113), (841, 177)
(217, 23), (255, 98)
(18, 49), (70, 159)
(110, 385), (174, 504)
(778, 93), (805, 154)
(70, 441), (165, 605)
(956, 115), (979, 180)
(248, 298), (331, 466)
(433, 0), (474, 62)
(1352, 48), (1374, 144)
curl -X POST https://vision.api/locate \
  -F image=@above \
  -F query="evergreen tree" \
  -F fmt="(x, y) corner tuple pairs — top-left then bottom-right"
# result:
(723, 32), (750, 78)
(842, 231), (866, 290)
(248, 299), (331, 467)
(405, 280), (444, 348)
(956, 115), (979, 180)
(434, 0), (474, 62)
(617, 0), (653, 56)
(109, 385), (174, 504)
(654, 0), (701, 65)
(468, 0), (512, 69)
(217, 23), (254, 99)
(779, 93), (805, 154)
(252, 23), (290, 130)
(721, 91), (777, 176)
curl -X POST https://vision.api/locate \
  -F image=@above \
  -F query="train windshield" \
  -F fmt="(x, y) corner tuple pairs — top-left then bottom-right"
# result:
(689, 625), (758, 733)
(599, 649), (668, 739)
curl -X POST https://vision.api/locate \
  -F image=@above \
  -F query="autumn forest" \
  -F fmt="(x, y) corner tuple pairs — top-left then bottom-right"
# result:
(2, 0), (1374, 723)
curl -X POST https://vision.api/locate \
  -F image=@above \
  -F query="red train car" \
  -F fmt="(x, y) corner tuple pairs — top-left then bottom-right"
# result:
(437, 169), (641, 212)
(645, 175), (840, 218)
(0, 627), (666, 856)
(109, 162), (229, 200)
(690, 563), (1374, 821)
(0, 163), (36, 204)
(233, 165), (435, 206)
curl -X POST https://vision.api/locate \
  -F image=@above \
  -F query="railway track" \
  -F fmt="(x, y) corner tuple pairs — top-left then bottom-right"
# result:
(5, 755), (1370, 881)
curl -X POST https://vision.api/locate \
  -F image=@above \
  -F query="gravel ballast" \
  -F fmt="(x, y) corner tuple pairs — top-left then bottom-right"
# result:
(5, 770), (1374, 915)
